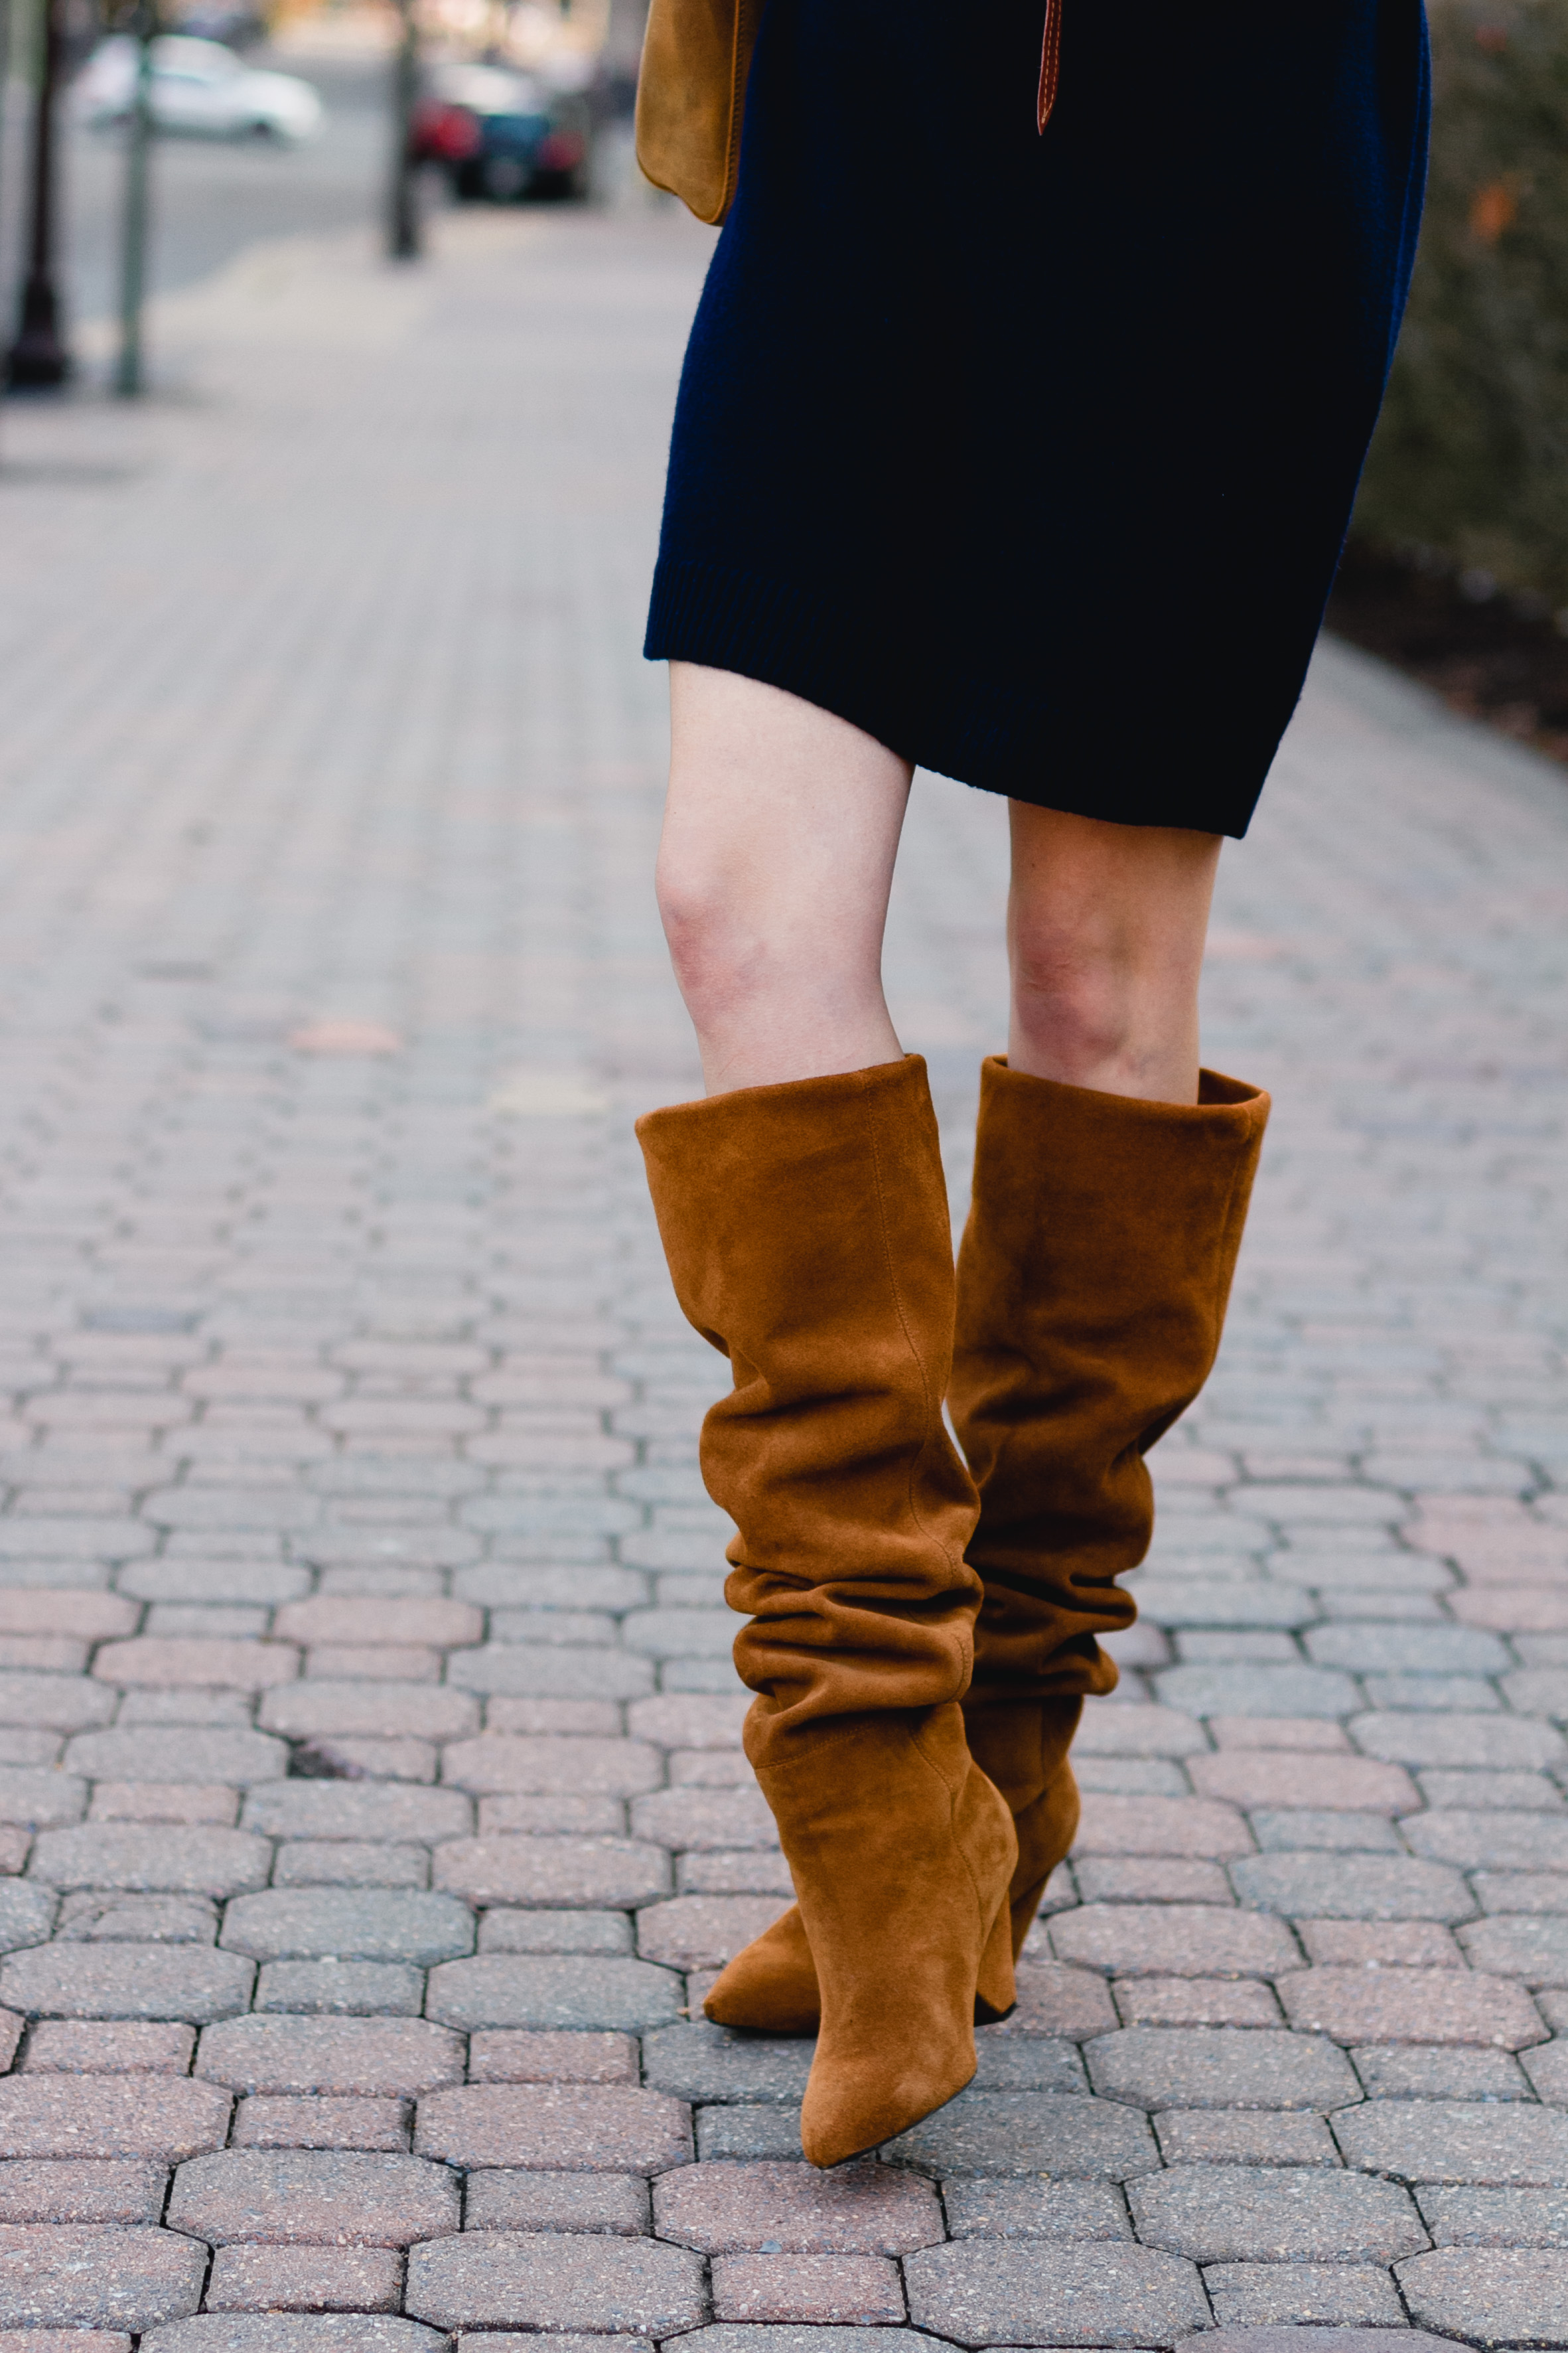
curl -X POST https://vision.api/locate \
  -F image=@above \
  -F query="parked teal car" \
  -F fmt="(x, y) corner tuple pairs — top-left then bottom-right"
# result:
(411, 62), (589, 202)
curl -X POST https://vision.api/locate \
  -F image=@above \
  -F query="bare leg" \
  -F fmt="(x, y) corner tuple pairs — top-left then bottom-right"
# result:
(1007, 802), (1223, 1106)
(656, 664), (914, 1095)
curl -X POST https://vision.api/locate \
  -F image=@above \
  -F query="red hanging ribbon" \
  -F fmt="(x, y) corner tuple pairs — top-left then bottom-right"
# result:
(1038, 0), (1061, 133)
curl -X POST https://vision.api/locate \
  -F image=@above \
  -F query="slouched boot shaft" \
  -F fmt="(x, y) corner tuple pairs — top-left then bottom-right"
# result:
(636, 1055), (1018, 2159)
(952, 1057), (1270, 1701)
(636, 1053), (984, 1748)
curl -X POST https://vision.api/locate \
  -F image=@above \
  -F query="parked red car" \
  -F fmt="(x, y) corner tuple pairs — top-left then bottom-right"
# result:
(411, 62), (589, 201)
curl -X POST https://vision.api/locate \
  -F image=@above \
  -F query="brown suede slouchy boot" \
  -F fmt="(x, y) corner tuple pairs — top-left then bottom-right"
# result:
(954, 1058), (1270, 1955)
(703, 1054), (1270, 2033)
(636, 1055), (1017, 2168)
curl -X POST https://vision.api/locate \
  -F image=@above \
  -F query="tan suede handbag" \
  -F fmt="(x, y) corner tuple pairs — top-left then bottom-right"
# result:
(635, 0), (1062, 228)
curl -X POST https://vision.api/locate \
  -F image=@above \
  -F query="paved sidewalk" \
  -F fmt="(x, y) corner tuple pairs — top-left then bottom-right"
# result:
(0, 190), (1565, 2351)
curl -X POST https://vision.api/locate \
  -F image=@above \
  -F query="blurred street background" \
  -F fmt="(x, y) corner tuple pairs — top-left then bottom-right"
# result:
(1, 12), (390, 329)
(0, 2), (1565, 2346)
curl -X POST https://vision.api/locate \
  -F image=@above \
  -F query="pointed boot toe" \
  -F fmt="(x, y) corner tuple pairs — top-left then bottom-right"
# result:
(755, 1703), (1016, 2169)
(800, 2036), (975, 2168)
(702, 1905), (820, 2034)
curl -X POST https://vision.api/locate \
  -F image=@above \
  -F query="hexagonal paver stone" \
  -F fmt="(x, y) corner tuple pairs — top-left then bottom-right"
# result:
(1397, 2247), (1568, 2344)
(638, 1897), (791, 1973)
(92, 1639), (301, 1690)
(1191, 2332), (1462, 2353)
(697, 2108), (806, 2162)
(1523, 2040), (1568, 2104)
(1407, 1811), (1568, 1872)
(426, 1957), (682, 2032)
(0, 1677), (114, 1735)
(1129, 2164), (1429, 2263)
(1189, 1753), (1421, 1812)
(141, 2322), (445, 2350)
(253, 1962), (425, 2016)
(622, 1608), (737, 1661)
(1154, 1665), (1358, 1719)
(653, 2159), (944, 2253)
(62, 1731), (288, 1787)
(0, 2157), (169, 2224)
(1310, 1624), (1508, 1675)
(219, 1891), (474, 1965)
(1351, 1712), (1567, 1770)
(642, 2024), (814, 2107)
(445, 1649), (653, 1703)
(1336, 2102), (1568, 2185)
(1086, 2028), (1358, 2111)
(0, 1886), (58, 1953)
(1230, 1854), (1473, 1922)
(415, 2084), (691, 2175)
(27, 1829), (270, 1900)
(0, 2076), (231, 2161)
(883, 2091), (1159, 2180)
(1073, 1795), (1253, 1859)
(167, 2150), (459, 2245)
(0, 2225), (206, 2330)
(0, 1945), (255, 2022)
(1460, 1914), (1568, 1987)
(973, 2040), (1086, 2093)
(709, 2249), (902, 2323)
(1050, 1904), (1303, 1979)
(905, 2239), (1207, 2347)
(672, 2334), (947, 2353)
(0, 2332), (133, 2353)
(405, 2232), (706, 2335)
(1416, 2186), (1568, 2247)
(433, 1838), (670, 1909)
(626, 1696), (750, 1750)
(1202, 2263), (1407, 2328)
(441, 1738), (664, 1798)
(1129, 1581), (1316, 1632)
(1278, 1967), (1545, 2049)
(1157, 2112), (1341, 2169)
(275, 1597), (481, 1648)
(632, 1790), (777, 1852)
(0, 1592), (136, 1638)
(261, 1684), (480, 1742)
(467, 2031), (638, 2086)
(942, 2178), (1131, 2240)
(1003, 1963), (1117, 2040)
(195, 2016), (464, 2097)
(240, 1785), (472, 1842)
(0, 1770), (88, 1828)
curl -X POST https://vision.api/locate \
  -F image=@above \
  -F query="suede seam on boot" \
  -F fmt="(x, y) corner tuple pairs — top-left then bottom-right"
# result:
(861, 1071), (976, 1665)
(910, 1712), (966, 1799)
(904, 1728), (993, 1922)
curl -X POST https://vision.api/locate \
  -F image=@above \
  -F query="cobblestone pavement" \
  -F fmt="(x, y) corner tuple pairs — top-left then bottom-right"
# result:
(0, 189), (1565, 2352)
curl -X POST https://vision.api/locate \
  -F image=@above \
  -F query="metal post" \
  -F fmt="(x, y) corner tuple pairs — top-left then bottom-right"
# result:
(0, 0), (15, 239)
(114, 1), (155, 398)
(7, 0), (72, 388)
(388, 0), (420, 262)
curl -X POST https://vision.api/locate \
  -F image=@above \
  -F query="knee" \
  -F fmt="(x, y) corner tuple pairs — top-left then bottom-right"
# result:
(1010, 933), (1136, 1073)
(654, 850), (762, 1032)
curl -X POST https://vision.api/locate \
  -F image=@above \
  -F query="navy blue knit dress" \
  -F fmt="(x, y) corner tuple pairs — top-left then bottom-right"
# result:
(644, 0), (1429, 838)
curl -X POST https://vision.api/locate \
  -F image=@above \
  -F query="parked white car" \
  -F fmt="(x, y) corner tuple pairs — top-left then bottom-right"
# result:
(76, 36), (325, 144)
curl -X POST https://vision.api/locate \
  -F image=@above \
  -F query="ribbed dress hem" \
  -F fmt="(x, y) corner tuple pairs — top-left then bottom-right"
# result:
(645, 552), (1275, 838)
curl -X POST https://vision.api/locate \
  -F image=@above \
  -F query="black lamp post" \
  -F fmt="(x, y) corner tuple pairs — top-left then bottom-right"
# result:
(8, 0), (73, 388)
(388, 0), (421, 261)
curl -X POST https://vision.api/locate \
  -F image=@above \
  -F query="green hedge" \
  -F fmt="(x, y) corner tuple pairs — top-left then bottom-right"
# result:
(1353, 0), (1568, 604)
